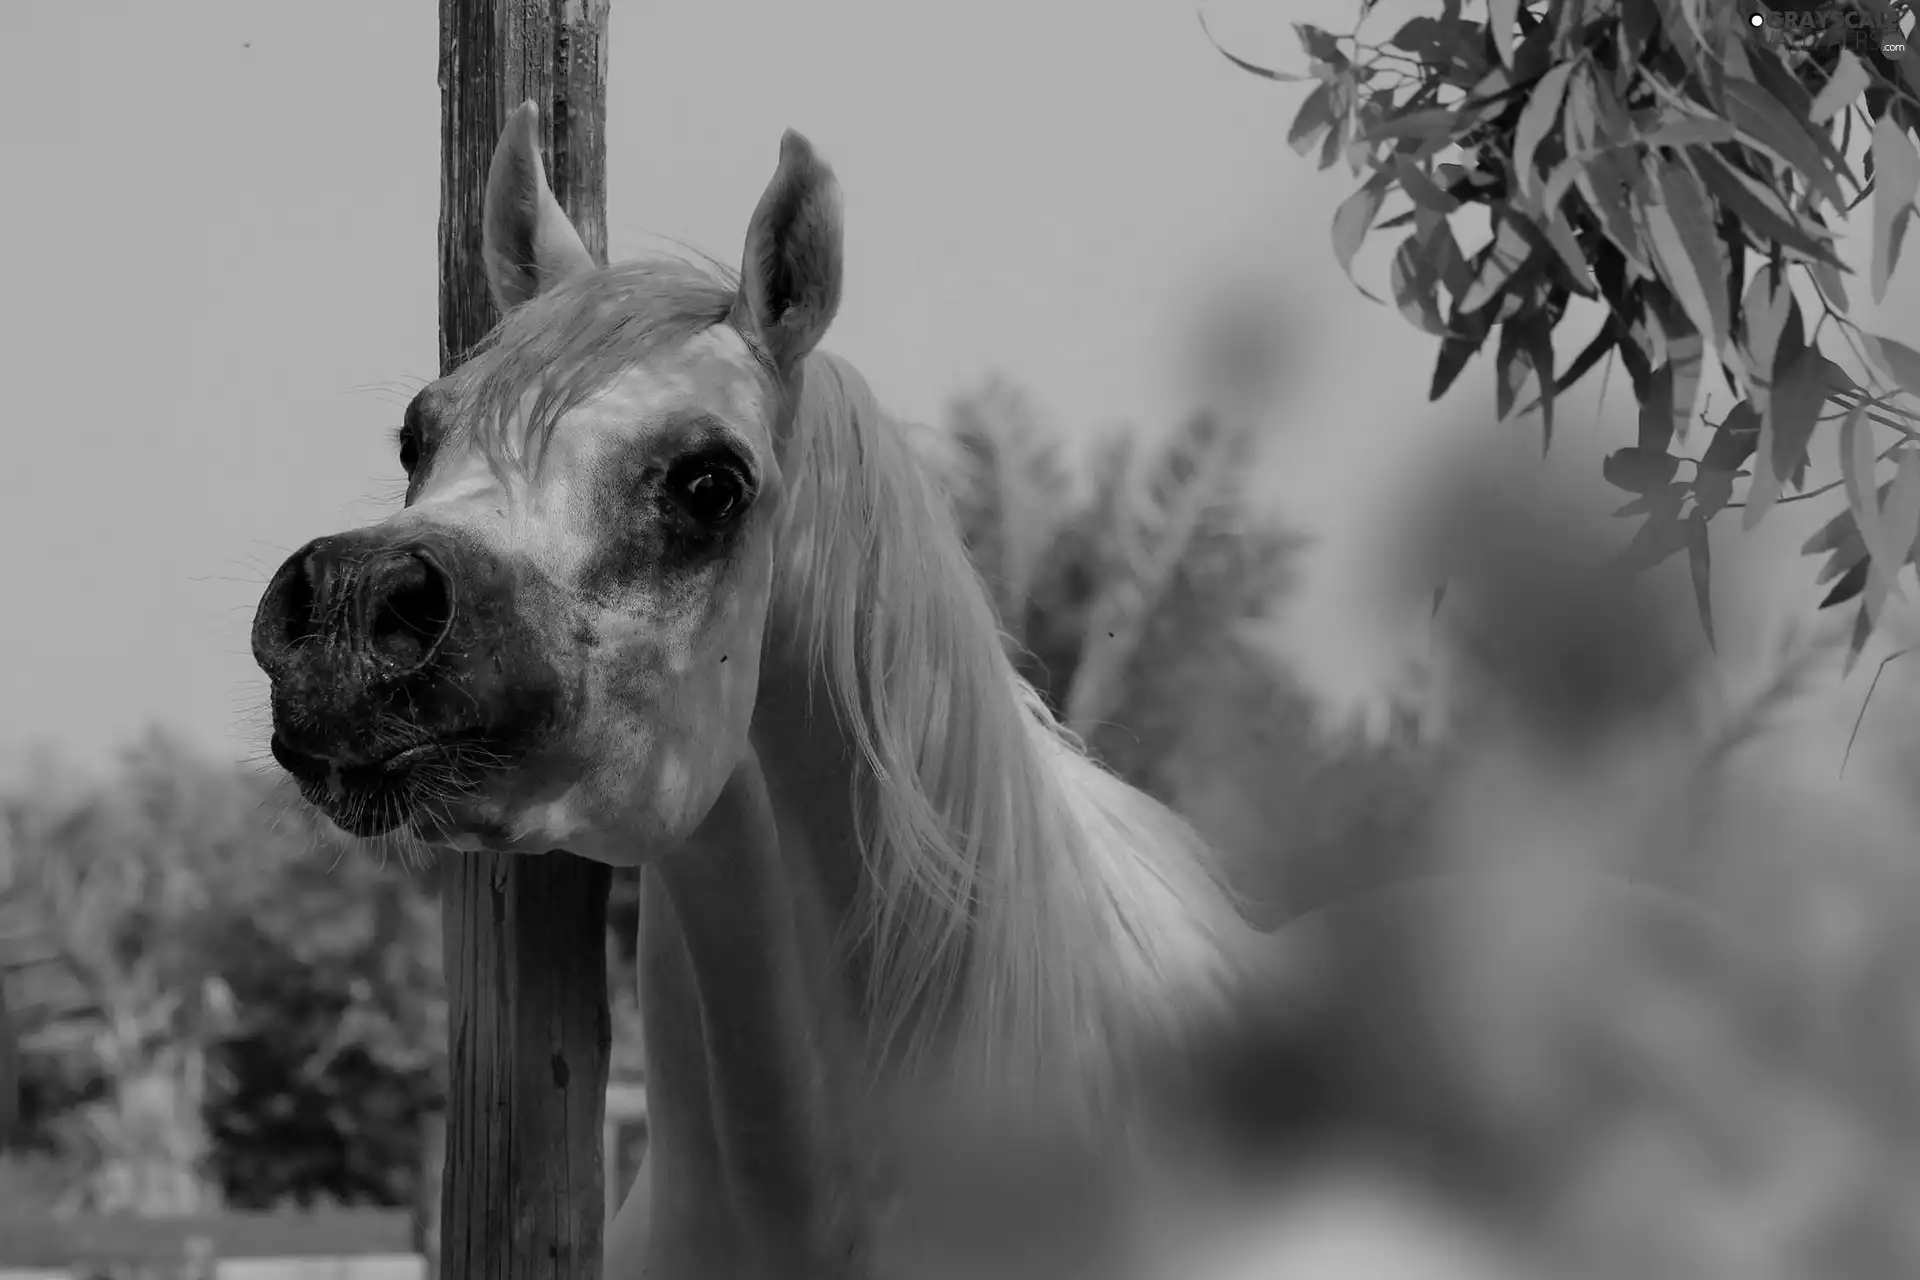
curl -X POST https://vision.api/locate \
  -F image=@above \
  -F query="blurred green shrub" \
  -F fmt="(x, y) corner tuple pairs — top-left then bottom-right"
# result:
(0, 732), (444, 1212)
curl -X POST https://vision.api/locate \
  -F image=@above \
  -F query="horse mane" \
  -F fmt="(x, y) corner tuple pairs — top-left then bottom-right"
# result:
(455, 253), (1261, 1117)
(775, 349), (1259, 1115)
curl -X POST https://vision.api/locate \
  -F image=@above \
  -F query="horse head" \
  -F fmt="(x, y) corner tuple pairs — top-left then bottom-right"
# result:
(251, 103), (843, 865)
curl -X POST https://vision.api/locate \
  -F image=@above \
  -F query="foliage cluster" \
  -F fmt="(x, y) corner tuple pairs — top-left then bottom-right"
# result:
(1218, 0), (1920, 660)
(0, 734), (444, 1214)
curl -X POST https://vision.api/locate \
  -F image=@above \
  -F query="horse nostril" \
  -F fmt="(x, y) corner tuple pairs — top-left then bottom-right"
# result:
(252, 540), (330, 674)
(363, 552), (455, 672)
(278, 558), (319, 651)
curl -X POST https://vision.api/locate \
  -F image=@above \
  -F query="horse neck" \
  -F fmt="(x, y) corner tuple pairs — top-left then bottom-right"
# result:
(736, 652), (1232, 1279)
(641, 729), (875, 1278)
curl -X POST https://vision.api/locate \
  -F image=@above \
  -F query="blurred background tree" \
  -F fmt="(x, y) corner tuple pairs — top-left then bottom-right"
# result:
(0, 733), (444, 1215)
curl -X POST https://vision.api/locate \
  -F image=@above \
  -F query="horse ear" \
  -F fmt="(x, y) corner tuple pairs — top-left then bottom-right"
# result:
(482, 101), (596, 314)
(734, 131), (844, 373)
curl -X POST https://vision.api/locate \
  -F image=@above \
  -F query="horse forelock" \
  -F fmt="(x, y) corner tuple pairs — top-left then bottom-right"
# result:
(775, 353), (1258, 1124)
(453, 255), (741, 480)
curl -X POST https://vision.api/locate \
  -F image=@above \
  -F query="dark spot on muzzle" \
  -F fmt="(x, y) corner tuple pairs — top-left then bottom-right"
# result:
(250, 526), (568, 836)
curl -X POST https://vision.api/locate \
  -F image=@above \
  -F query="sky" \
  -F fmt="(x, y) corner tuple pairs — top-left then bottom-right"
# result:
(0, 0), (1916, 773)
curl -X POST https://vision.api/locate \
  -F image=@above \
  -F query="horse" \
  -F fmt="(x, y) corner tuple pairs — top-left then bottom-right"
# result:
(249, 102), (1764, 1279)
(250, 102), (1282, 1279)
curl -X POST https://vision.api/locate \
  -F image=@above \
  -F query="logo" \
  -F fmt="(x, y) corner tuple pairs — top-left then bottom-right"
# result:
(1745, 0), (1911, 55)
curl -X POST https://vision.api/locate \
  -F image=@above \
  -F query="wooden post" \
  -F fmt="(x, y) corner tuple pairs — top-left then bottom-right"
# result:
(436, 3), (614, 1278)
(0, 976), (17, 1143)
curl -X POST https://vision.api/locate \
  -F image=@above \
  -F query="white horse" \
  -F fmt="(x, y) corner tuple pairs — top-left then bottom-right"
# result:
(252, 105), (1738, 1279)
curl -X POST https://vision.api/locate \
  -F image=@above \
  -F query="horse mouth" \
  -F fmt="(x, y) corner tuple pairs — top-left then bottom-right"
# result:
(270, 730), (496, 838)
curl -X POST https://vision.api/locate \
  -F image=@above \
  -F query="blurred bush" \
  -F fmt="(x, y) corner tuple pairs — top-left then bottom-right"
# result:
(0, 732), (444, 1213)
(1166, 461), (1920, 1280)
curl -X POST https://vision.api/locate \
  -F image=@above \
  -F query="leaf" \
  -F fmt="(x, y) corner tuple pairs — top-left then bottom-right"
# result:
(1496, 321), (1528, 420)
(1431, 327), (1488, 400)
(1500, 203), (1595, 298)
(1525, 315), (1557, 450)
(1392, 234), (1449, 335)
(1695, 401), (1759, 520)
(1866, 334), (1920, 397)
(1810, 50), (1872, 124)
(1396, 156), (1461, 212)
(1691, 150), (1847, 269)
(1840, 401), (1882, 568)
(1871, 114), (1920, 304)
(1747, 43), (1856, 177)
(1836, 398), (1902, 619)
(1513, 61), (1577, 199)
(1603, 446), (1681, 492)
(1494, 309), (1557, 439)
(1621, 0), (1659, 71)
(1823, 557), (1869, 609)
(1348, 91), (1395, 174)
(1822, 356), (1861, 395)
(1457, 215), (1533, 314)
(1723, 78), (1848, 208)
(1686, 516), (1715, 650)
(1559, 324), (1619, 393)
(1637, 358), (1694, 455)
(1644, 160), (1732, 361)
(1318, 107), (1350, 171)
(1637, 114), (1738, 148)
(1430, 217), (1473, 297)
(1563, 65), (1598, 153)
(1200, 12), (1311, 82)
(1391, 17), (1444, 53)
(1845, 599), (1875, 674)
(1668, 334), (1706, 445)
(1539, 208), (1594, 296)
(1289, 82), (1338, 155)
(1658, 0), (1708, 80)
(1804, 488), (1889, 561)
(1768, 344), (1830, 500)
(1618, 486), (1693, 572)
(1576, 148), (1653, 272)
(1490, 0), (1518, 69)
(1331, 171), (1392, 303)
(1541, 159), (1582, 221)
(1294, 23), (1347, 69)
(1367, 107), (1464, 142)
(1866, 449), (1920, 618)
(1810, 257), (1850, 312)
(1743, 303), (1797, 533)
(1740, 268), (1795, 413)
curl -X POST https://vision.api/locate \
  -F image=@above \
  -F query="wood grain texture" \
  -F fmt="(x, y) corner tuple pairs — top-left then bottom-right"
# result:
(439, 0), (611, 372)
(435, 2), (614, 1277)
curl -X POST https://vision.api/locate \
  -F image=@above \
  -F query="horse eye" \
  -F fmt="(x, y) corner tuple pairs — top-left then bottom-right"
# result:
(398, 428), (421, 475)
(669, 461), (749, 526)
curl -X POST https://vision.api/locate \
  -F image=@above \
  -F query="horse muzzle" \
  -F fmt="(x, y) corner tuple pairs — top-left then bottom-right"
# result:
(250, 524), (567, 835)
